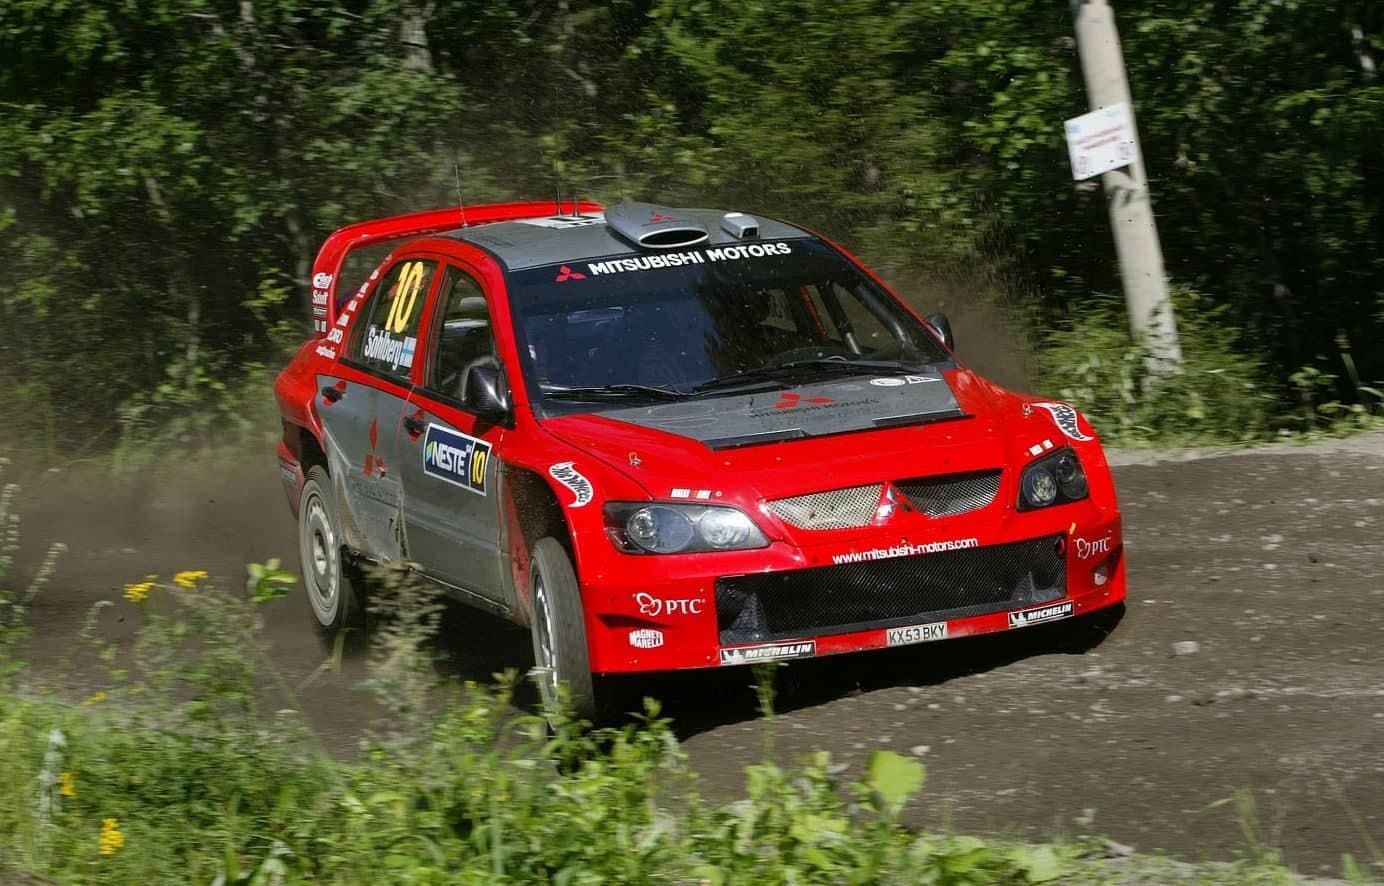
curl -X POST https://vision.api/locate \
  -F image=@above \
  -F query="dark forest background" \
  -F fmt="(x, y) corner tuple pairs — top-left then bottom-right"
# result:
(2, 1), (1380, 454)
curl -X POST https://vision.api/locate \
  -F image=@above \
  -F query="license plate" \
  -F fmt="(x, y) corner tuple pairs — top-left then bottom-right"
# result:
(885, 621), (948, 647)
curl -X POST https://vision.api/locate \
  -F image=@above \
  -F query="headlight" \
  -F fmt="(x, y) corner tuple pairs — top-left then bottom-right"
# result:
(605, 502), (769, 554)
(1018, 448), (1090, 511)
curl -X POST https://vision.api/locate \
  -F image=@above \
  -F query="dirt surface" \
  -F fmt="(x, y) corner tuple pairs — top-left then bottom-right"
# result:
(7, 430), (1384, 877)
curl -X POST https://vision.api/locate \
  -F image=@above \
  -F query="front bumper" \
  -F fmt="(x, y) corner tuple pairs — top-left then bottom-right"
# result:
(581, 503), (1124, 673)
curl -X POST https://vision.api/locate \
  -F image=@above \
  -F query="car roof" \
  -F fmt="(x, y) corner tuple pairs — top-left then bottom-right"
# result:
(442, 206), (814, 271)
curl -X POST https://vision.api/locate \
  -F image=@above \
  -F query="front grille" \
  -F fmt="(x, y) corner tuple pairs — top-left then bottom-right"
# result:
(896, 469), (1001, 518)
(767, 484), (882, 530)
(717, 534), (1066, 644)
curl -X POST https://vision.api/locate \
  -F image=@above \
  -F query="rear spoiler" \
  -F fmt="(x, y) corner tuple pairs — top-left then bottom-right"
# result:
(308, 200), (604, 334)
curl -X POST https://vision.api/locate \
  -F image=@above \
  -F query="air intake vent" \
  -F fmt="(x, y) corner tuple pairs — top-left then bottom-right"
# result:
(721, 212), (759, 239)
(895, 470), (1001, 518)
(767, 484), (883, 530)
(605, 201), (710, 250)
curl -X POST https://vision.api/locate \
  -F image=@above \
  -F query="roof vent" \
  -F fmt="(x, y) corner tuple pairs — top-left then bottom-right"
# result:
(721, 212), (759, 239)
(605, 201), (710, 250)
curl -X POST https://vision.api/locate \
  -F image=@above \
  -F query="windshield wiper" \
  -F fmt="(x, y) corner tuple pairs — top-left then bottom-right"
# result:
(542, 383), (692, 403)
(691, 358), (932, 394)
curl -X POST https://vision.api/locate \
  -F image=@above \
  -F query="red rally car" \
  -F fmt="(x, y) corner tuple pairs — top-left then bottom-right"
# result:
(274, 199), (1125, 715)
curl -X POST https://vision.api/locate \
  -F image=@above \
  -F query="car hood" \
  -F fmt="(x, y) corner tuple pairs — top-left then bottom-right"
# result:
(540, 368), (1016, 502)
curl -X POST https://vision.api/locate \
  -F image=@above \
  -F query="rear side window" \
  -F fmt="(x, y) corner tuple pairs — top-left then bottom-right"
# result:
(348, 259), (436, 379)
(423, 267), (496, 402)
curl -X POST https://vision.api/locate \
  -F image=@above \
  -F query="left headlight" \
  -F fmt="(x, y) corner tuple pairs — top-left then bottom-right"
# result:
(605, 502), (770, 554)
(1017, 448), (1089, 511)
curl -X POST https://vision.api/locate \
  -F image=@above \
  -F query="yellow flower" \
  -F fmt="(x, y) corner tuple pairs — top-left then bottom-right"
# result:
(59, 771), (75, 798)
(123, 575), (157, 603)
(99, 818), (125, 855)
(172, 570), (209, 589)
(82, 691), (107, 706)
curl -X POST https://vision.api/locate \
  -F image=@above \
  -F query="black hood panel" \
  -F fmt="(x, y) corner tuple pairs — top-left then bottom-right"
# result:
(599, 370), (965, 449)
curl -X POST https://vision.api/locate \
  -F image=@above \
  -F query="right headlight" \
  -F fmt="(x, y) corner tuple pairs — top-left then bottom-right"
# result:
(605, 502), (769, 554)
(1017, 448), (1089, 511)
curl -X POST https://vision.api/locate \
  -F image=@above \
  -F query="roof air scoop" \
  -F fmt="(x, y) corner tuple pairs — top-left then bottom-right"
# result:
(605, 201), (710, 250)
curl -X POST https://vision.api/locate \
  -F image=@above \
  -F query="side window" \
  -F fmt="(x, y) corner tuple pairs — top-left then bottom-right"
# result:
(424, 267), (496, 402)
(348, 259), (435, 379)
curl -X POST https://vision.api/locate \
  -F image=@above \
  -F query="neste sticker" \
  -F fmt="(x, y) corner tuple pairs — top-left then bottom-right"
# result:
(422, 424), (491, 495)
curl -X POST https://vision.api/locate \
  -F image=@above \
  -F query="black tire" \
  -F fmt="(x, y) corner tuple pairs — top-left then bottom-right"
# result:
(529, 537), (597, 719)
(298, 465), (367, 646)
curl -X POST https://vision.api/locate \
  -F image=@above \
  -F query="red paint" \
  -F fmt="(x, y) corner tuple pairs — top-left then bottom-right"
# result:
(275, 200), (1127, 679)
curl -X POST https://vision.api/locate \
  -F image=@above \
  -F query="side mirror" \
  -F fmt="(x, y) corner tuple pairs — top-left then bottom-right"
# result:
(463, 361), (511, 424)
(924, 312), (955, 351)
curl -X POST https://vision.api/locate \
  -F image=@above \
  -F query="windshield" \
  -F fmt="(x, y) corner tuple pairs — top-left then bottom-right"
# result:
(504, 239), (951, 414)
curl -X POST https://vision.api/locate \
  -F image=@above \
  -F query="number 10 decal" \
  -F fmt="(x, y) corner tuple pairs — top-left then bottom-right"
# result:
(385, 261), (426, 334)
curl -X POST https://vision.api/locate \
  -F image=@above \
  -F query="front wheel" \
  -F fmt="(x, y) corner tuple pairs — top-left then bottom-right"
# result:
(529, 537), (597, 719)
(298, 465), (367, 646)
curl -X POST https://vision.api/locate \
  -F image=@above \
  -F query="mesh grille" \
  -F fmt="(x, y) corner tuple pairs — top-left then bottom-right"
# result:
(717, 534), (1066, 643)
(896, 470), (1002, 518)
(767, 484), (882, 530)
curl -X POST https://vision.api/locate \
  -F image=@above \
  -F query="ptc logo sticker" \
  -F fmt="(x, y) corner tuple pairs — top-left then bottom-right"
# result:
(1033, 402), (1094, 442)
(549, 462), (593, 508)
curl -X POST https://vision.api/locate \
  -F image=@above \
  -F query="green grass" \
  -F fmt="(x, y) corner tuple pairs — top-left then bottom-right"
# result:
(1032, 287), (1384, 448)
(0, 467), (1367, 883)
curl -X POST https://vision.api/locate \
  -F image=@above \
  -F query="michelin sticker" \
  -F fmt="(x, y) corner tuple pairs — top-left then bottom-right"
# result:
(312, 272), (333, 289)
(719, 641), (815, 666)
(1007, 601), (1074, 629)
(422, 424), (491, 495)
(549, 462), (593, 508)
(1034, 402), (1093, 442)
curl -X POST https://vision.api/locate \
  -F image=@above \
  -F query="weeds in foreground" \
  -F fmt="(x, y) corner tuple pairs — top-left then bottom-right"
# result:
(0, 458), (65, 682)
(0, 480), (1360, 881)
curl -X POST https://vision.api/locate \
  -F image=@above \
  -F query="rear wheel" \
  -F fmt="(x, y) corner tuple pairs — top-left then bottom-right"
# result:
(298, 465), (367, 645)
(529, 537), (597, 719)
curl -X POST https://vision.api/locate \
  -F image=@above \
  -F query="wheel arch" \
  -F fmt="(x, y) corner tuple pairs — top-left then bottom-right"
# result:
(502, 465), (577, 626)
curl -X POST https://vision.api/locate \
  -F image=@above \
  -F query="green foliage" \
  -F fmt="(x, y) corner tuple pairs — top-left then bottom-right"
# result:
(1, 552), (1082, 883)
(1034, 287), (1279, 445)
(2, 0), (1381, 449)
(0, 462), (64, 679)
(245, 559), (296, 604)
(0, 507), (1337, 883)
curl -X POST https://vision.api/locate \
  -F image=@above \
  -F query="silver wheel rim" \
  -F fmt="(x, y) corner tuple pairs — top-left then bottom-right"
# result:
(532, 568), (559, 706)
(301, 488), (340, 626)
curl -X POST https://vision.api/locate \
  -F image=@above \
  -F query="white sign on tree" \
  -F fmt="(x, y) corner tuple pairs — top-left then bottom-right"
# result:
(1063, 101), (1140, 181)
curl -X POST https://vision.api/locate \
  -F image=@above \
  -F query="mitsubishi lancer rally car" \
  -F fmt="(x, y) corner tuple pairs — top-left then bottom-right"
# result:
(274, 199), (1125, 715)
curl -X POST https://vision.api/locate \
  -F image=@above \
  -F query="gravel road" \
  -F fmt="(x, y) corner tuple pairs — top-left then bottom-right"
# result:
(9, 429), (1383, 876)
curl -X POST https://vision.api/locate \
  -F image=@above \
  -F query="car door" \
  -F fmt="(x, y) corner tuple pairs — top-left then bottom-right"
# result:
(317, 256), (439, 562)
(399, 263), (509, 605)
